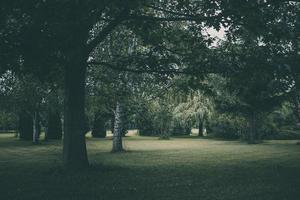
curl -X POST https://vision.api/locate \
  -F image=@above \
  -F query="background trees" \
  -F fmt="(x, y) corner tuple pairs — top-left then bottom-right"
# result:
(1, 0), (299, 168)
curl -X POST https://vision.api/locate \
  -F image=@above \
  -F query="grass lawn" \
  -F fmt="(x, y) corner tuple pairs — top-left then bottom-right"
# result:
(0, 134), (299, 200)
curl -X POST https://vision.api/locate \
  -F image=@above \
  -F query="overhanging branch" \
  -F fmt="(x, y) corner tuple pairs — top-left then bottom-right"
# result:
(128, 14), (220, 22)
(86, 9), (129, 54)
(145, 5), (198, 18)
(87, 60), (217, 75)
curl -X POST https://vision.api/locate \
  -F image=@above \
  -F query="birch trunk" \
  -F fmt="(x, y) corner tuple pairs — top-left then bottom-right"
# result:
(112, 101), (124, 152)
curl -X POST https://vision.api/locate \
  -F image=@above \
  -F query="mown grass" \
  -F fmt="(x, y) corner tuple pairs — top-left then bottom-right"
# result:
(0, 134), (299, 200)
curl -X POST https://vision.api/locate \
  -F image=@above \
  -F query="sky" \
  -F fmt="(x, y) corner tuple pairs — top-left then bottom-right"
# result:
(206, 26), (226, 47)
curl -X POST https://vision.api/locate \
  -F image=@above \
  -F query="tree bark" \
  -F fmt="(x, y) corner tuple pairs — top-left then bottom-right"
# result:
(91, 112), (106, 138)
(112, 101), (124, 152)
(63, 56), (88, 168)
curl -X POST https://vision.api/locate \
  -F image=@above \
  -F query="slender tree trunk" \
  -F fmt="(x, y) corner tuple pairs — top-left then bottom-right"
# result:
(198, 117), (204, 137)
(63, 56), (88, 168)
(295, 97), (300, 124)
(112, 101), (124, 152)
(91, 112), (106, 138)
(32, 111), (39, 143)
(248, 112), (256, 144)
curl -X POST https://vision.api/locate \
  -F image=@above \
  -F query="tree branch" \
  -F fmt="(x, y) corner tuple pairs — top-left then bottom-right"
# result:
(128, 14), (220, 22)
(86, 9), (129, 54)
(145, 5), (196, 18)
(87, 60), (215, 75)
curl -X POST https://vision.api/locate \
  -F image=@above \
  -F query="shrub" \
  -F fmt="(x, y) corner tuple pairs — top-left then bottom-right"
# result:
(210, 114), (247, 139)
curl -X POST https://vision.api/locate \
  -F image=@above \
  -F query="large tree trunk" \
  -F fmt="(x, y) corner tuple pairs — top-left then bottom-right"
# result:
(46, 110), (62, 140)
(19, 111), (33, 140)
(112, 101), (124, 152)
(91, 112), (106, 138)
(63, 56), (88, 168)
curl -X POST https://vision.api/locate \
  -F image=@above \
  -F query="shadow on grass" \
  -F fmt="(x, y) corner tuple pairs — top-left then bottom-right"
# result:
(0, 138), (61, 149)
(1, 156), (300, 200)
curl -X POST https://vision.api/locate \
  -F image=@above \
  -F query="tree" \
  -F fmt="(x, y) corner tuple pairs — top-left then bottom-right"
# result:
(0, 72), (46, 142)
(226, 1), (300, 127)
(220, 41), (287, 143)
(173, 90), (214, 136)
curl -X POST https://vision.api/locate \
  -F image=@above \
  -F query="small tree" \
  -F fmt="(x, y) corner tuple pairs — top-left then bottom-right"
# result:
(173, 90), (214, 136)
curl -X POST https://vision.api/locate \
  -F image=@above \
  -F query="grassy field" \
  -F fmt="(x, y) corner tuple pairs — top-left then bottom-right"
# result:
(0, 134), (299, 200)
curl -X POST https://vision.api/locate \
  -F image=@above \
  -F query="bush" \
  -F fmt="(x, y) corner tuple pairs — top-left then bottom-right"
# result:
(210, 114), (247, 139)
(135, 101), (173, 136)
(0, 111), (17, 130)
(258, 104), (300, 140)
(264, 129), (300, 140)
